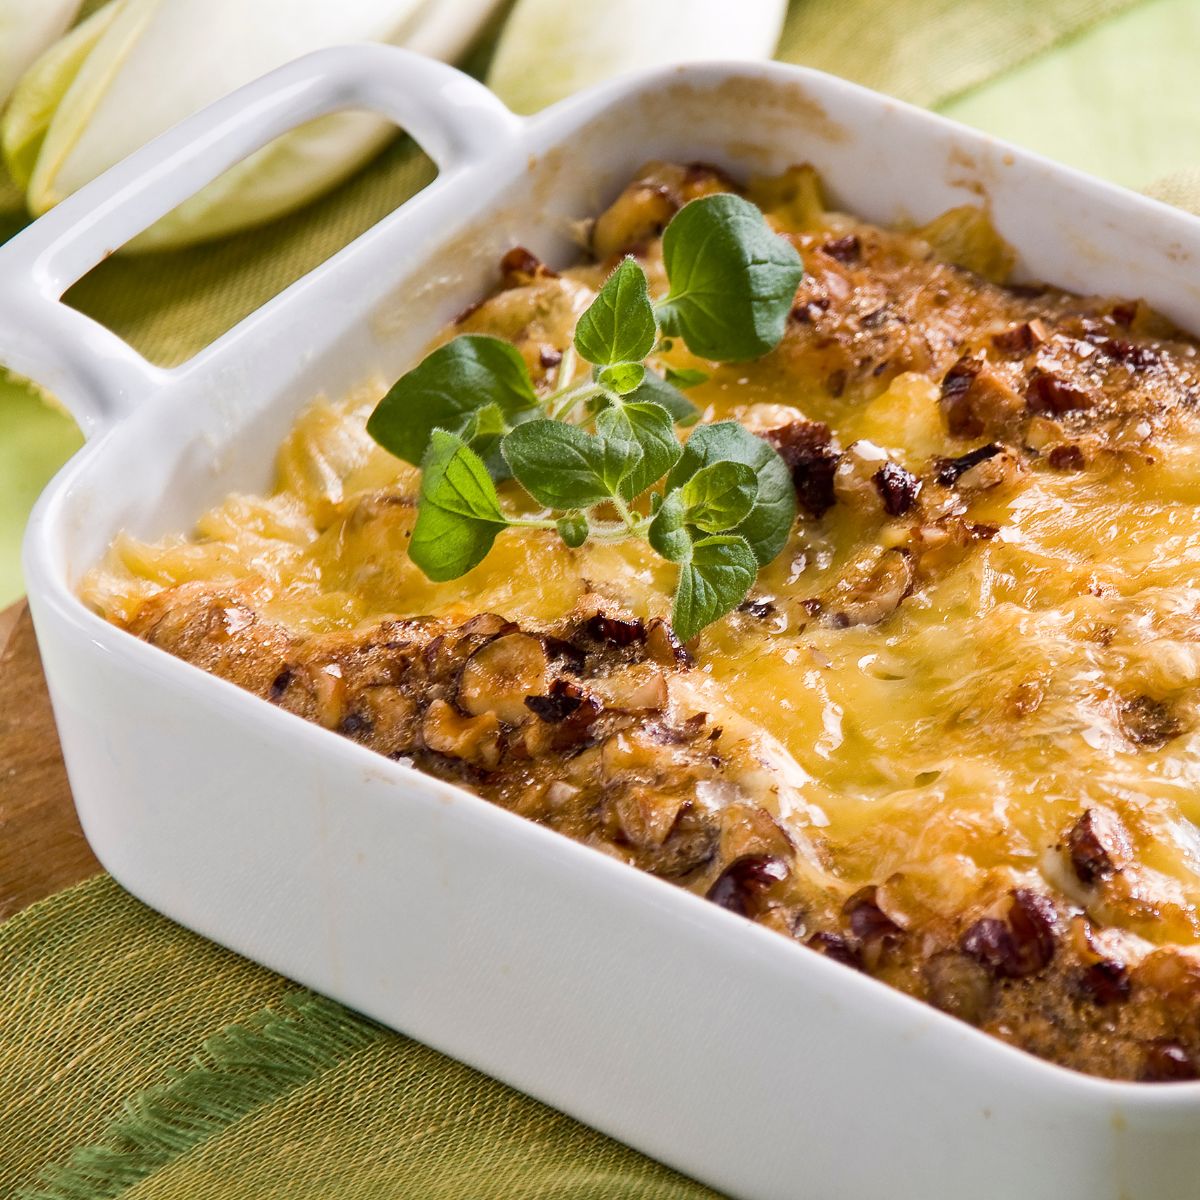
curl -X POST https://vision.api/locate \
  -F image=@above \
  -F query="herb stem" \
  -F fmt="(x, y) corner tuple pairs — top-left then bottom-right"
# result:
(610, 493), (637, 531)
(548, 381), (604, 421)
(586, 521), (638, 543)
(554, 343), (578, 391)
(504, 515), (559, 531)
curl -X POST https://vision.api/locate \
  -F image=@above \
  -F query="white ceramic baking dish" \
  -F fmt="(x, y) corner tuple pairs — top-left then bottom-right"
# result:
(4, 44), (1200, 1200)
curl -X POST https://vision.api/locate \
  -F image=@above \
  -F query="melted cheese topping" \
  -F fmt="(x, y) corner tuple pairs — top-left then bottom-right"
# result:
(85, 167), (1200, 950)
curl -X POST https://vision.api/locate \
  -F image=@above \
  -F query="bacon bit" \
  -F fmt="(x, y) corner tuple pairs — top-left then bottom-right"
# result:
(806, 931), (863, 969)
(499, 246), (558, 288)
(873, 462), (921, 516)
(1110, 301), (1139, 328)
(1119, 694), (1185, 748)
(1065, 808), (1132, 884)
(1026, 371), (1093, 414)
(525, 678), (586, 723)
(584, 613), (646, 648)
(705, 855), (789, 917)
(961, 889), (1057, 979)
(1096, 338), (1160, 369)
(530, 701), (602, 757)
(764, 420), (840, 517)
(821, 233), (861, 263)
(940, 355), (983, 434)
(1141, 1041), (1200, 1082)
(1047, 444), (1085, 471)
(536, 637), (582, 674)
(1079, 960), (1131, 1006)
(935, 443), (1002, 486)
(992, 319), (1048, 355)
(939, 354), (1022, 436)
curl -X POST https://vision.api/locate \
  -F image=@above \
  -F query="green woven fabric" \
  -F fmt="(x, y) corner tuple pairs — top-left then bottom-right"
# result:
(0, 876), (716, 1200)
(3, 0), (1200, 1193)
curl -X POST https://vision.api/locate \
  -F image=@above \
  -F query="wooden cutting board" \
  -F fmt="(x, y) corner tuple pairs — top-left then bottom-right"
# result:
(0, 601), (99, 919)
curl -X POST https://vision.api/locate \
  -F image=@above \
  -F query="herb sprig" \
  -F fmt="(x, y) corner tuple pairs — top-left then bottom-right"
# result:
(367, 192), (803, 641)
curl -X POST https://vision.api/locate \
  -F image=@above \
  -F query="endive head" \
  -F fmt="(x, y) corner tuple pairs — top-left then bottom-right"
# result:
(0, 0), (83, 111)
(2, 0), (502, 252)
(486, 0), (786, 114)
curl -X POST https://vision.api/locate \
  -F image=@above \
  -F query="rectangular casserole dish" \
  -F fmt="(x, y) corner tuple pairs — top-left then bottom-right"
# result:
(3, 45), (1200, 1200)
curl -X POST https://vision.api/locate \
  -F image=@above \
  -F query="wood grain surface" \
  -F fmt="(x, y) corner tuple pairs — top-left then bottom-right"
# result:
(0, 601), (99, 920)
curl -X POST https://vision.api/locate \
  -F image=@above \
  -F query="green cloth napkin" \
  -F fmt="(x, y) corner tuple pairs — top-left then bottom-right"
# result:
(2, 1), (1198, 1194)
(0, 876), (714, 1200)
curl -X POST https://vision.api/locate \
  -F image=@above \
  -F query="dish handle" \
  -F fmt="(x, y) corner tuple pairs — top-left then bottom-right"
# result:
(0, 44), (522, 438)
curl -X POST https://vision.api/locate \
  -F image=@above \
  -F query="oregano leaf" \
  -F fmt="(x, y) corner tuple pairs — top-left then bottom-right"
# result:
(678, 460), (758, 533)
(647, 489), (691, 563)
(667, 421), (795, 565)
(628, 369), (700, 427)
(596, 400), (682, 500)
(597, 361), (646, 395)
(664, 365), (709, 390)
(657, 193), (803, 362)
(367, 334), (538, 467)
(409, 431), (508, 581)
(672, 535), (758, 641)
(574, 256), (656, 366)
(502, 420), (639, 508)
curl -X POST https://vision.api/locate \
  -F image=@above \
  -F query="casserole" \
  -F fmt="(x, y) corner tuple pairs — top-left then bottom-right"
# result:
(3, 44), (1200, 1199)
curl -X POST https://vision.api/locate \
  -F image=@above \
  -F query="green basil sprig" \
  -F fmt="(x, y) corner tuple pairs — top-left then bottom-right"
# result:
(367, 191), (803, 641)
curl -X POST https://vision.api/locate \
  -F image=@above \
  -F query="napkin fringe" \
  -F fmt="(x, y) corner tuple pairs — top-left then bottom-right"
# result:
(18, 991), (378, 1200)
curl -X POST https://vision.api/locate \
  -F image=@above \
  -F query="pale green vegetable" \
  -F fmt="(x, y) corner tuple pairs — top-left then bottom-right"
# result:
(2, 3), (122, 189)
(403, 0), (506, 60)
(2, 0), (502, 252)
(487, 0), (786, 114)
(0, 0), (82, 109)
